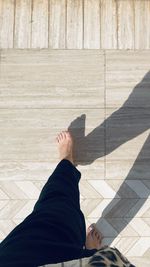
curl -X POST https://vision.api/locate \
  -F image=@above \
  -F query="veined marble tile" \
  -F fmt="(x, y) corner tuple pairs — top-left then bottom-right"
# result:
(106, 51), (150, 71)
(114, 237), (141, 256)
(143, 217), (150, 228)
(0, 161), (56, 181)
(127, 257), (150, 267)
(0, 199), (36, 219)
(0, 159), (104, 181)
(0, 109), (104, 163)
(84, 199), (150, 219)
(126, 237), (150, 257)
(106, 159), (150, 180)
(0, 181), (41, 199)
(88, 180), (119, 198)
(0, 49), (104, 108)
(0, 49), (104, 66)
(80, 198), (101, 217)
(102, 179), (150, 198)
(106, 51), (150, 108)
(79, 180), (103, 199)
(106, 71), (150, 109)
(78, 158), (104, 180)
(105, 108), (150, 160)
(103, 218), (140, 237)
(125, 218), (150, 236)
(0, 219), (16, 240)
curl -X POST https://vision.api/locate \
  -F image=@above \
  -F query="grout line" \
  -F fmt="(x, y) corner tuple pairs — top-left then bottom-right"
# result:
(13, 0), (16, 48)
(0, 107), (147, 110)
(30, 0), (34, 49)
(0, 198), (149, 200)
(104, 50), (106, 181)
(0, 107), (111, 110)
(133, 0), (135, 50)
(48, 0), (50, 48)
(82, 0), (84, 49)
(0, 179), (150, 182)
(0, 48), (150, 51)
(1, 216), (150, 218)
(99, 0), (101, 49)
(65, 0), (67, 49)
(116, 0), (119, 49)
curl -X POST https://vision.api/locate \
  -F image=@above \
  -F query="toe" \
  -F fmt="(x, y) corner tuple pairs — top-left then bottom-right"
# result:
(66, 131), (72, 139)
(96, 232), (101, 240)
(58, 133), (62, 141)
(65, 131), (70, 139)
(57, 134), (60, 142)
(87, 225), (94, 235)
(63, 131), (67, 138)
(62, 131), (67, 139)
(91, 224), (103, 240)
(60, 132), (64, 139)
(93, 230), (98, 238)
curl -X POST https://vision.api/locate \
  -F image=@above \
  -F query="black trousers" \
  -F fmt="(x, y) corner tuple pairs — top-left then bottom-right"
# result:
(0, 159), (97, 267)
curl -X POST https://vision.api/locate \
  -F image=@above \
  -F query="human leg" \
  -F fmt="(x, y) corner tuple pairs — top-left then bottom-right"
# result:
(0, 131), (102, 266)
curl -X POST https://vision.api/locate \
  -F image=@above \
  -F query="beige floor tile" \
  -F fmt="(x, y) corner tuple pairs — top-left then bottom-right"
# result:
(126, 237), (150, 257)
(79, 180), (103, 199)
(88, 179), (119, 198)
(104, 179), (150, 198)
(106, 51), (150, 108)
(0, 199), (37, 219)
(0, 161), (57, 181)
(105, 108), (150, 159)
(0, 49), (104, 108)
(0, 159), (104, 181)
(78, 159), (104, 180)
(127, 257), (150, 267)
(85, 198), (150, 219)
(85, 198), (119, 218)
(106, 159), (150, 180)
(0, 219), (16, 241)
(80, 198), (101, 217)
(0, 109), (104, 163)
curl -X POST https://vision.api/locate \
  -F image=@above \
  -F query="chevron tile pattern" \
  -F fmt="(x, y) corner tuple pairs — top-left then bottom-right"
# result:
(0, 50), (150, 267)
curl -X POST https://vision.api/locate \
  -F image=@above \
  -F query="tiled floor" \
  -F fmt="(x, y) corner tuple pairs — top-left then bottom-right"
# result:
(0, 49), (150, 267)
(0, 1), (150, 266)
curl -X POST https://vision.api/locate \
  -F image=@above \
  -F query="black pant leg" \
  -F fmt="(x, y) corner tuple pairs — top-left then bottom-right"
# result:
(33, 158), (86, 249)
(0, 159), (99, 266)
(33, 159), (81, 212)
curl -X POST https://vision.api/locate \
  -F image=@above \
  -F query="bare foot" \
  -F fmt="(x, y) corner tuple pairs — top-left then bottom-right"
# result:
(85, 224), (104, 250)
(56, 130), (74, 165)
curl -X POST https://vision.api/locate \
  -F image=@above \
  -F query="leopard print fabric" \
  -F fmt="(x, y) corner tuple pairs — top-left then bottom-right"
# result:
(85, 246), (136, 267)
